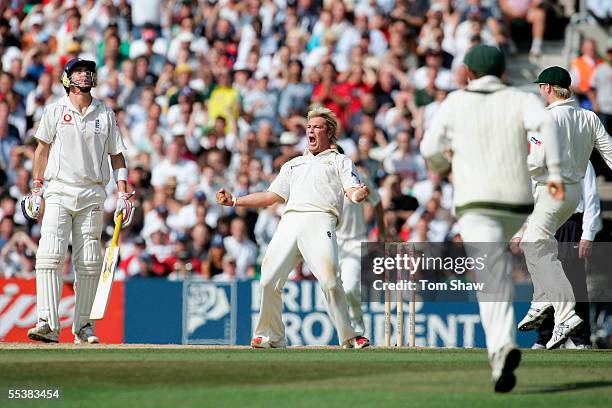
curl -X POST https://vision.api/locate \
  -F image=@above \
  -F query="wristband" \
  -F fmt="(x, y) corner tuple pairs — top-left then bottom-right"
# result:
(231, 195), (237, 207)
(113, 168), (128, 182)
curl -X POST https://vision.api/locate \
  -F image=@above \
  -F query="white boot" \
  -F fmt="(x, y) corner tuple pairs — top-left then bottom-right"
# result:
(27, 320), (59, 343)
(74, 323), (99, 344)
(546, 315), (583, 350)
(517, 302), (553, 331)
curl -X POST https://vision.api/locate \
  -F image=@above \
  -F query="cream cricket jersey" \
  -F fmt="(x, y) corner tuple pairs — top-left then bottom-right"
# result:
(421, 76), (561, 214)
(268, 149), (361, 221)
(35, 96), (126, 186)
(528, 98), (612, 184)
(336, 172), (380, 240)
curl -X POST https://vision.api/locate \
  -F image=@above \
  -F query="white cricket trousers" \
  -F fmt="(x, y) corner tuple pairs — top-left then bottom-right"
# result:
(254, 211), (358, 345)
(520, 183), (581, 324)
(35, 182), (105, 332)
(458, 210), (527, 358)
(338, 236), (365, 334)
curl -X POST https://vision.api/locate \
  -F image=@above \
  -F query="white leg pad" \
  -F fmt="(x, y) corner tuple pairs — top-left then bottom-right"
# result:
(36, 269), (63, 331)
(73, 273), (99, 333)
(36, 202), (71, 332)
(71, 204), (103, 333)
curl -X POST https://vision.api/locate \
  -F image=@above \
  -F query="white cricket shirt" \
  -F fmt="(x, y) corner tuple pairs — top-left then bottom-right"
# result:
(421, 76), (561, 214)
(528, 98), (612, 184)
(35, 96), (126, 186)
(268, 149), (361, 222)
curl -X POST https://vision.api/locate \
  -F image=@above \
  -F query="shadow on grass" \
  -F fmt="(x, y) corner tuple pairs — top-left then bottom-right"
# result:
(523, 380), (612, 394)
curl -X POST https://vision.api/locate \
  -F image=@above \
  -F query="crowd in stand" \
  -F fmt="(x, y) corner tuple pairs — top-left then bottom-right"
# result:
(0, 0), (609, 283)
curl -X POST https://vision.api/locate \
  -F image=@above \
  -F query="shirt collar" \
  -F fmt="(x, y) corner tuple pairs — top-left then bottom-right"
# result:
(303, 148), (338, 157)
(59, 95), (101, 115)
(465, 75), (506, 93)
(547, 98), (577, 110)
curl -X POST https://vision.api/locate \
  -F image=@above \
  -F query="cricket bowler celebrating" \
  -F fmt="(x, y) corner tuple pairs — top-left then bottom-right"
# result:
(23, 58), (134, 344)
(216, 106), (370, 349)
(421, 45), (563, 392)
(515, 66), (612, 349)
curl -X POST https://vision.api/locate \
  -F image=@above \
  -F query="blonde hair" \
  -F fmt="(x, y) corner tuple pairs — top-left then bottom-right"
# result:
(552, 85), (572, 99)
(307, 106), (338, 146)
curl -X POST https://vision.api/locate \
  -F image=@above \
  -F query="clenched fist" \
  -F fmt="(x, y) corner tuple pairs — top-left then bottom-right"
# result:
(350, 184), (369, 203)
(216, 188), (235, 206)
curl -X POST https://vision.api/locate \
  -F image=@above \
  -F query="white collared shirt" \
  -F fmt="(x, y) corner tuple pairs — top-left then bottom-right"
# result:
(35, 95), (126, 186)
(268, 149), (361, 221)
(576, 161), (602, 241)
(528, 98), (612, 184)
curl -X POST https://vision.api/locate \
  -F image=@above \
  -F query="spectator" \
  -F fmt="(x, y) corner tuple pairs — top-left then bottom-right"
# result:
(202, 235), (225, 280)
(571, 38), (603, 110)
(207, 69), (239, 130)
(382, 130), (427, 183)
(0, 101), (19, 175)
(151, 140), (199, 202)
(590, 46), (612, 131)
(499, 0), (546, 56)
(243, 72), (279, 131)
(278, 59), (313, 122)
(588, 46), (612, 180)
(0, 230), (37, 279)
(212, 254), (238, 282)
(223, 217), (257, 280)
(412, 170), (454, 210)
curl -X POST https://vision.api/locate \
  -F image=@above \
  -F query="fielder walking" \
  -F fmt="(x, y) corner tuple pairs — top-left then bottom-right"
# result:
(515, 66), (612, 349)
(531, 162), (601, 349)
(421, 45), (564, 393)
(216, 107), (370, 348)
(24, 59), (134, 344)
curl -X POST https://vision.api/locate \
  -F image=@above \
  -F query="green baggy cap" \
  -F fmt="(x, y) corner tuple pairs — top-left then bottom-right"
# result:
(463, 45), (505, 77)
(534, 66), (572, 89)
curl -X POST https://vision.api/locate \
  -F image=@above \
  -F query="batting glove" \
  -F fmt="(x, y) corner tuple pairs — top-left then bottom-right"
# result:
(21, 188), (43, 222)
(114, 192), (135, 229)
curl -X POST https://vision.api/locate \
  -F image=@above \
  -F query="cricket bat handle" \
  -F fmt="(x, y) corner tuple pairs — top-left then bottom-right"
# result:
(111, 213), (122, 247)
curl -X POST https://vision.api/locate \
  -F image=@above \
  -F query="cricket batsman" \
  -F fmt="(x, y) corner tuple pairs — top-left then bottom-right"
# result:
(216, 106), (370, 349)
(23, 58), (135, 344)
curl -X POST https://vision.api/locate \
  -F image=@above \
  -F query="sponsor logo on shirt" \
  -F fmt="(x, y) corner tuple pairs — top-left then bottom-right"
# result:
(95, 119), (101, 136)
(326, 231), (332, 239)
(61, 113), (74, 126)
(530, 136), (542, 146)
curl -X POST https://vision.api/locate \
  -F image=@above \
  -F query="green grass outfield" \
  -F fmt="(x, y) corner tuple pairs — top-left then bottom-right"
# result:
(1, 345), (611, 408)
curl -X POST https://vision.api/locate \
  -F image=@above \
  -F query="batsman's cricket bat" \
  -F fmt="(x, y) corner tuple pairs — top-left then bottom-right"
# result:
(90, 213), (122, 320)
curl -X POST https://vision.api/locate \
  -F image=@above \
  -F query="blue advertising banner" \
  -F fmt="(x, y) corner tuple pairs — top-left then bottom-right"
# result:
(123, 279), (536, 348)
(182, 281), (237, 345)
